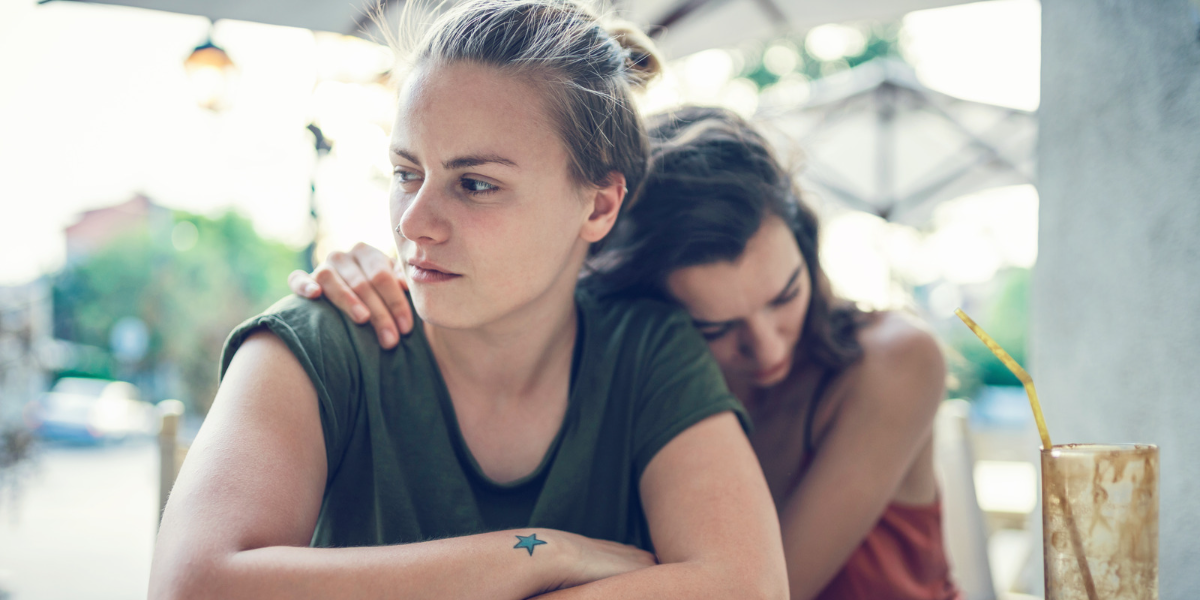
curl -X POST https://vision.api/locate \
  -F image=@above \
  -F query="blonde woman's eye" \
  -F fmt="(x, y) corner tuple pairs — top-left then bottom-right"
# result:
(461, 177), (498, 195)
(393, 168), (422, 183)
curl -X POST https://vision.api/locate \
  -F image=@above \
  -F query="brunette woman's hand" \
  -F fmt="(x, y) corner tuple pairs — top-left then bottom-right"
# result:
(550, 531), (657, 591)
(288, 243), (414, 348)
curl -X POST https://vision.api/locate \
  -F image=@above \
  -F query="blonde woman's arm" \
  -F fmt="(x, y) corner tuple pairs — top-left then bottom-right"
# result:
(149, 331), (653, 600)
(535, 412), (789, 600)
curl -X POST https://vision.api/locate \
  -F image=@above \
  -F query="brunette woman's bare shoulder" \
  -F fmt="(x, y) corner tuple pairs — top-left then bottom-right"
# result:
(857, 311), (940, 361)
(851, 311), (945, 408)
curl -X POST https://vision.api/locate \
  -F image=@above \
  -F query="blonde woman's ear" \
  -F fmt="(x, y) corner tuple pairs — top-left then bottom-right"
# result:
(580, 172), (627, 243)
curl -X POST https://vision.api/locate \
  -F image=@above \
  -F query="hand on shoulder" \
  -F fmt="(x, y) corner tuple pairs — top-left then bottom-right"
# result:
(288, 243), (413, 348)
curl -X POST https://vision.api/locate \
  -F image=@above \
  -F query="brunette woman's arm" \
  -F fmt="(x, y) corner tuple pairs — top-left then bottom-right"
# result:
(778, 314), (946, 600)
(533, 411), (789, 600)
(148, 331), (652, 600)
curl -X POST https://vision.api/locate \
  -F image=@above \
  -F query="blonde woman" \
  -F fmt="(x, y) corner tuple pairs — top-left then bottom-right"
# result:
(149, 4), (786, 599)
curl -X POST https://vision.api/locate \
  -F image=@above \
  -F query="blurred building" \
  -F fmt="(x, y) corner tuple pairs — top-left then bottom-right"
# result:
(64, 194), (171, 263)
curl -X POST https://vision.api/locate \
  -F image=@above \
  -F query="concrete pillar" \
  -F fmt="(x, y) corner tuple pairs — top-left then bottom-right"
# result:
(1034, 1), (1200, 596)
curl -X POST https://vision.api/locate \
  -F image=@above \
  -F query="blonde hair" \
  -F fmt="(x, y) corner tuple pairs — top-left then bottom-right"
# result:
(390, 0), (662, 225)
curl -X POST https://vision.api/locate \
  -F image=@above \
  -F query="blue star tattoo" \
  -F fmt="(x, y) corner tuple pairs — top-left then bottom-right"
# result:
(513, 533), (547, 556)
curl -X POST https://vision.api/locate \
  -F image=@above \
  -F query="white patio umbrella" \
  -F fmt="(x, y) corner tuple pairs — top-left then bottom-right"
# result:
(40, 0), (1028, 228)
(757, 58), (1036, 226)
(40, 0), (984, 60)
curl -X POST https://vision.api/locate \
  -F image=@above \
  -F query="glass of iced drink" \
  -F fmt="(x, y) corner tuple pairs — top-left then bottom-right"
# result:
(1042, 443), (1158, 600)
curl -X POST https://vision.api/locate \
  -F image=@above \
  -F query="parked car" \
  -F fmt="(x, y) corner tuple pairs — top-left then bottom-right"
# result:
(25, 378), (155, 444)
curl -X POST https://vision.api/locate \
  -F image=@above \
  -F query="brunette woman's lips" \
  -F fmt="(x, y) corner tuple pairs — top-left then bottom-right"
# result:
(408, 259), (461, 284)
(754, 359), (790, 381)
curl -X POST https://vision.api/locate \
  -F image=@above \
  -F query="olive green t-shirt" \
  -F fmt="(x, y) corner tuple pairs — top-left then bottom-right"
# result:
(220, 291), (748, 551)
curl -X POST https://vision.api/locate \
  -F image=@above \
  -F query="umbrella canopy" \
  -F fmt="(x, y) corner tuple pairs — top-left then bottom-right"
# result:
(757, 59), (1036, 226)
(41, 0), (982, 59)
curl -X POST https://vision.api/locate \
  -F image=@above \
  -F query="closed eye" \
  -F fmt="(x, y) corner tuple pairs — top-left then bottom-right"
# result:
(771, 285), (801, 307)
(697, 322), (735, 341)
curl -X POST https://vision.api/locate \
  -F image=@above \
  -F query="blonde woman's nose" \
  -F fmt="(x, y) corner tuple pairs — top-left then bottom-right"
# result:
(396, 187), (449, 245)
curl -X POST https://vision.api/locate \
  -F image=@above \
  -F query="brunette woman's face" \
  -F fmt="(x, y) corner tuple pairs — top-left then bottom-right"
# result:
(388, 62), (617, 329)
(666, 216), (811, 388)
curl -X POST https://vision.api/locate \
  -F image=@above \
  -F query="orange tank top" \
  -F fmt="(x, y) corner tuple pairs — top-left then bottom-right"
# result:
(799, 372), (962, 600)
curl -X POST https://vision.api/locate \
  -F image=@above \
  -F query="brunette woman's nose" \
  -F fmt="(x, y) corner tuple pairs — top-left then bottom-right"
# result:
(739, 315), (787, 368)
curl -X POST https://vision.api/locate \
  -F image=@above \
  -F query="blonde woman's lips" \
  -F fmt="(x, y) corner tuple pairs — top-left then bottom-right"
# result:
(408, 259), (461, 284)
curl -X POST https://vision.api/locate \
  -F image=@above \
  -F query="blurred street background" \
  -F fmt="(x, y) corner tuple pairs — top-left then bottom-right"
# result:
(2, 0), (1198, 598)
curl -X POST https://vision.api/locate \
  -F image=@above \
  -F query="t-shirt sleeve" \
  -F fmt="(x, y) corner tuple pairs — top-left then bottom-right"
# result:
(631, 309), (751, 482)
(219, 295), (368, 478)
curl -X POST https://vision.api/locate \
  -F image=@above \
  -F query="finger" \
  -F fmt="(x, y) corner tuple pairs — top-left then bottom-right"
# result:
(288, 270), (322, 298)
(353, 244), (414, 335)
(331, 252), (401, 349)
(314, 254), (371, 324)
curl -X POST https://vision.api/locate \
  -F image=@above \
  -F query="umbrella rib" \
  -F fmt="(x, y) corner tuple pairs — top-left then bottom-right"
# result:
(794, 94), (863, 144)
(917, 95), (1028, 176)
(804, 155), (871, 199)
(803, 170), (877, 215)
(887, 99), (1036, 220)
(650, 0), (725, 36)
(973, 112), (1039, 181)
(890, 150), (1011, 221)
(748, 0), (787, 24)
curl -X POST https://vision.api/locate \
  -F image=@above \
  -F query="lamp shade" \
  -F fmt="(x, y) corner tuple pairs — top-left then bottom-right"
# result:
(184, 40), (235, 111)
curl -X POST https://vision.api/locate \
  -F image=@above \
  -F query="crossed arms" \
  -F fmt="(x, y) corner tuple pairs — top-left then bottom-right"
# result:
(148, 331), (788, 600)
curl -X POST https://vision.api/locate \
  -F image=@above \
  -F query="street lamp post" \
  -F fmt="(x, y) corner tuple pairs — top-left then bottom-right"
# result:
(305, 123), (333, 271)
(183, 27), (326, 270)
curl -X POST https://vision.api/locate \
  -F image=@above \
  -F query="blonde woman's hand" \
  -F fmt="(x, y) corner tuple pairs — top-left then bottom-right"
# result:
(288, 243), (413, 348)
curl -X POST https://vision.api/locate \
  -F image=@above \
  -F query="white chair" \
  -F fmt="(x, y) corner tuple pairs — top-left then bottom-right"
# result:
(934, 399), (997, 600)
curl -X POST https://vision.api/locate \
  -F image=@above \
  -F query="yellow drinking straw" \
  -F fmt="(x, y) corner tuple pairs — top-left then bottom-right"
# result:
(954, 308), (1053, 450)
(955, 310), (1098, 599)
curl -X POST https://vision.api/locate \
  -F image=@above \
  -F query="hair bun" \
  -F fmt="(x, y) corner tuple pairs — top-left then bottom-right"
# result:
(605, 20), (663, 89)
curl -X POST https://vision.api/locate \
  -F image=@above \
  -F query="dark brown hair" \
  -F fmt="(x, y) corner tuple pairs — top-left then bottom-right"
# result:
(586, 106), (865, 371)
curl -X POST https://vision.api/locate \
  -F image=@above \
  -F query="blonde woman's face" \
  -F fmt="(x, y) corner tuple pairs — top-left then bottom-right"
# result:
(388, 63), (595, 329)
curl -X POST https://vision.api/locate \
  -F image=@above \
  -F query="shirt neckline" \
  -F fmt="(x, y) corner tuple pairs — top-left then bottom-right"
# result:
(414, 292), (591, 490)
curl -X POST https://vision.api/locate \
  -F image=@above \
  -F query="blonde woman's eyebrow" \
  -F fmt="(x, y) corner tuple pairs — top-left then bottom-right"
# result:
(444, 154), (519, 170)
(390, 147), (518, 171)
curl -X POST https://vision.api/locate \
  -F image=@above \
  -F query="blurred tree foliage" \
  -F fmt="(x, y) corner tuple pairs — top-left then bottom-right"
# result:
(52, 210), (303, 414)
(743, 22), (903, 89)
(946, 267), (1030, 397)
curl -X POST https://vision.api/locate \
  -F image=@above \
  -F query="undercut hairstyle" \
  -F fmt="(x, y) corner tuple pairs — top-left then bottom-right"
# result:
(393, 0), (662, 252)
(586, 106), (866, 371)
